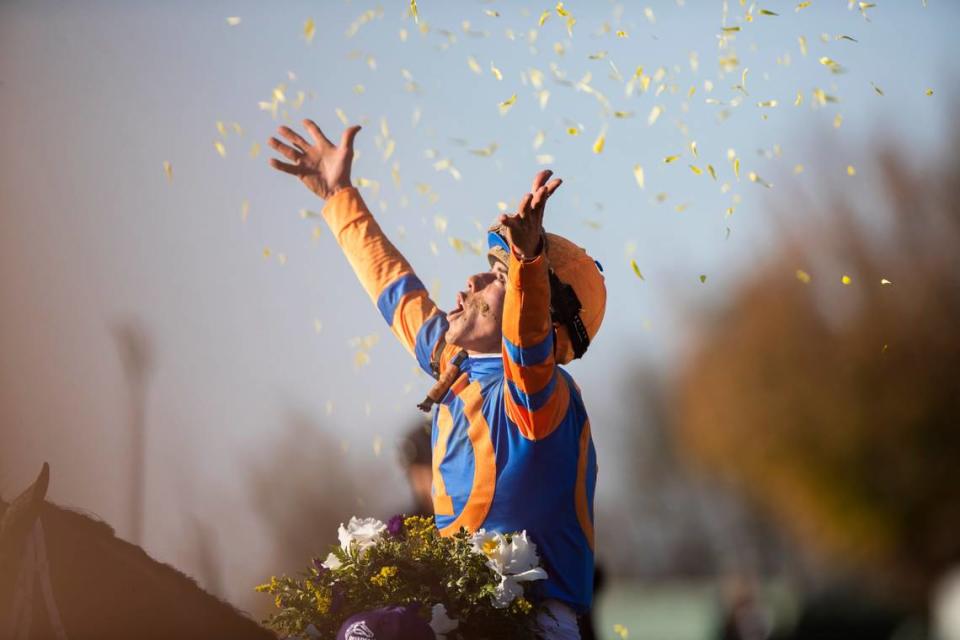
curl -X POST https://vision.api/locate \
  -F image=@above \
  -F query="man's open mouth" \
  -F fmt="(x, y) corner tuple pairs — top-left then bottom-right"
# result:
(447, 292), (466, 319)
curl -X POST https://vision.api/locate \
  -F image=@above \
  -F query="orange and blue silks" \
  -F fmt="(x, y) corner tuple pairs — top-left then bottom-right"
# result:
(321, 187), (598, 612)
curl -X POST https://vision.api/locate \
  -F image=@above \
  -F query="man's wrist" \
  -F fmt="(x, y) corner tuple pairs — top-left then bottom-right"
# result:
(512, 234), (544, 261)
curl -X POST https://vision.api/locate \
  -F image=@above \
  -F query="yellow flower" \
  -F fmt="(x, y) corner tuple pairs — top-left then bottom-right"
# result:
(370, 565), (399, 587)
(513, 597), (533, 614)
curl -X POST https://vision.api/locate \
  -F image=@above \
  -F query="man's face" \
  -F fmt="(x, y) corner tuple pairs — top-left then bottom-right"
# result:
(444, 261), (508, 353)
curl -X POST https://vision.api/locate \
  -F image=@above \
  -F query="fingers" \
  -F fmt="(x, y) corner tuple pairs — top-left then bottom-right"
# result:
(268, 137), (302, 162)
(517, 193), (534, 217)
(302, 119), (334, 148)
(340, 125), (362, 152)
(543, 178), (562, 198)
(530, 169), (553, 193)
(279, 125), (312, 153)
(268, 157), (305, 176)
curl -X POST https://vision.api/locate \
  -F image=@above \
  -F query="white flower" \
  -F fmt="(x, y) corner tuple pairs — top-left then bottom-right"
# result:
(321, 552), (342, 570)
(337, 516), (386, 557)
(469, 529), (547, 608)
(429, 603), (459, 638)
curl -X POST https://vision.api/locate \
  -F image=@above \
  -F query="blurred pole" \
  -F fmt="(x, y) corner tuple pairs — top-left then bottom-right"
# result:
(112, 321), (153, 546)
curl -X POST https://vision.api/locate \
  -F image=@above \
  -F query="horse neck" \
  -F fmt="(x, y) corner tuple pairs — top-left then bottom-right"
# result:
(40, 503), (272, 640)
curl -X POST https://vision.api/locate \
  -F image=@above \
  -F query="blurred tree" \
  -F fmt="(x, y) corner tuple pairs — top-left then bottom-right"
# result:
(675, 136), (960, 612)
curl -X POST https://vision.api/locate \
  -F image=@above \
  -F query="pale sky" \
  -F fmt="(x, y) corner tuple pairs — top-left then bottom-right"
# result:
(1, 0), (957, 608)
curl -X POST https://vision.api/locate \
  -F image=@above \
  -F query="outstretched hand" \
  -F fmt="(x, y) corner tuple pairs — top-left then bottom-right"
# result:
(498, 170), (562, 259)
(267, 120), (362, 201)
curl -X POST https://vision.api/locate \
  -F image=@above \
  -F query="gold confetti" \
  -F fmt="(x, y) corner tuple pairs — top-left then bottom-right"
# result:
(796, 269), (811, 283)
(690, 141), (698, 158)
(722, 26), (741, 33)
(664, 155), (680, 164)
(759, 9), (779, 16)
(633, 165), (645, 189)
(748, 171), (772, 188)
(304, 17), (316, 44)
(847, 165), (856, 176)
(335, 107), (349, 125)
(592, 131), (606, 154)
(533, 130), (546, 150)
(841, 274), (852, 285)
(567, 127), (580, 136)
(536, 154), (555, 165)
(795, 1), (811, 10)
(794, 91), (804, 106)
(214, 141), (226, 157)
(707, 164), (717, 180)
(819, 56), (844, 74)
(613, 623), (629, 639)
(353, 84), (366, 94)
(484, 9), (500, 17)
(262, 247), (271, 258)
(490, 62), (503, 81)
(556, 2), (569, 17)
(226, 16), (242, 26)
(733, 158), (741, 180)
(870, 82), (884, 96)
(647, 105), (663, 126)
(689, 165), (702, 175)
(588, 51), (608, 60)
(498, 93), (517, 115)
(277, 253), (287, 266)
(410, 0), (419, 24)
(467, 56), (482, 74)
(880, 278), (893, 285)
(163, 161), (172, 182)
(798, 35), (808, 56)
(757, 99), (778, 108)
(616, 30), (628, 38)
(313, 319), (323, 334)
(834, 113), (843, 128)
(312, 226), (322, 240)
(249, 141), (261, 158)
(630, 260), (645, 280)
(539, 10), (551, 27)
(565, 16), (576, 37)
(699, 274), (707, 283)
(613, 111), (634, 119)
(644, 7), (656, 23)
(469, 142), (499, 157)
(925, 88), (934, 96)
(794, 164), (804, 174)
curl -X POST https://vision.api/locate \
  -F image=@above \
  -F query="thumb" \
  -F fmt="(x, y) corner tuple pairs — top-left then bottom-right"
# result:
(341, 125), (362, 152)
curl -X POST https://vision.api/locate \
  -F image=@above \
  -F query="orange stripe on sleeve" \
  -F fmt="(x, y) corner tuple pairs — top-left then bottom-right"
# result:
(575, 419), (595, 551)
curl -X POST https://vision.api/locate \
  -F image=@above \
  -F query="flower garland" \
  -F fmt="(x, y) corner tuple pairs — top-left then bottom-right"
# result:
(257, 515), (548, 639)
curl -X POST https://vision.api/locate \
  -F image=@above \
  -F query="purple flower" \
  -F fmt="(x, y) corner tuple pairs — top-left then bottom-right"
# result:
(387, 514), (405, 537)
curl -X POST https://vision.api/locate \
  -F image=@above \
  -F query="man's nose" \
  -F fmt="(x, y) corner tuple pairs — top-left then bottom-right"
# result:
(466, 273), (492, 292)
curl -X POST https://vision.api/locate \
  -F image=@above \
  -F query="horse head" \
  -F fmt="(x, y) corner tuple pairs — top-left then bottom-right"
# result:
(0, 463), (50, 625)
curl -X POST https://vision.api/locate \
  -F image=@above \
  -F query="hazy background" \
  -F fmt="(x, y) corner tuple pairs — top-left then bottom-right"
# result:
(2, 1), (958, 638)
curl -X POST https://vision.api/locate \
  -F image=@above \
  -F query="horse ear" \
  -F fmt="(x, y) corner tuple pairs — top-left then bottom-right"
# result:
(0, 462), (50, 546)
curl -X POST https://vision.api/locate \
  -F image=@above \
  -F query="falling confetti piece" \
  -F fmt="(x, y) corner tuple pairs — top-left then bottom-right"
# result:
(335, 108), (349, 125)
(567, 127), (580, 136)
(644, 7), (656, 23)
(277, 253), (287, 266)
(707, 164), (717, 180)
(794, 91), (804, 106)
(616, 30), (628, 38)
(664, 155), (680, 164)
(490, 62), (503, 81)
(532, 130), (545, 150)
(484, 9), (500, 17)
(410, 0), (419, 24)
(880, 278), (892, 285)
(759, 9), (779, 16)
(841, 275), (852, 285)
(163, 161), (172, 182)
(539, 10), (551, 27)
(304, 18), (316, 44)
(757, 100), (778, 108)
(647, 105), (663, 126)
(373, 435), (384, 456)
(796, 1), (811, 10)
(314, 319), (323, 334)
(748, 171), (772, 188)
(498, 93), (517, 115)
(613, 111), (634, 119)
(467, 56), (482, 74)
(795, 269), (811, 283)
(847, 165), (856, 176)
(834, 113), (843, 129)
(556, 2), (569, 17)
(690, 141), (698, 158)
(262, 247), (271, 258)
(630, 260), (644, 280)
(733, 158), (741, 180)
(536, 154), (555, 165)
(689, 165), (702, 175)
(592, 131), (606, 154)
(214, 141), (226, 157)
(699, 274), (707, 283)
(794, 164), (804, 174)
(819, 56), (844, 74)
(633, 165), (645, 189)
(226, 16), (242, 26)
(613, 624), (629, 639)
(925, 88), (934, 96)
(798, 36), (808, 56)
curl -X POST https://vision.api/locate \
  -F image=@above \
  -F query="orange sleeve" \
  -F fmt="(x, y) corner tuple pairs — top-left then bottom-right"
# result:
(501, 249), (569, 440)
(321, 187), (447, 371)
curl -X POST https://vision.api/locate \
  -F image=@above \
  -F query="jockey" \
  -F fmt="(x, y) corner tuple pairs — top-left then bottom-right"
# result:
(269, 121), (604, 640)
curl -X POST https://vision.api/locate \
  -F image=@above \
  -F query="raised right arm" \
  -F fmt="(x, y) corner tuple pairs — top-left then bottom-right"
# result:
(267, 119), (450, 374)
